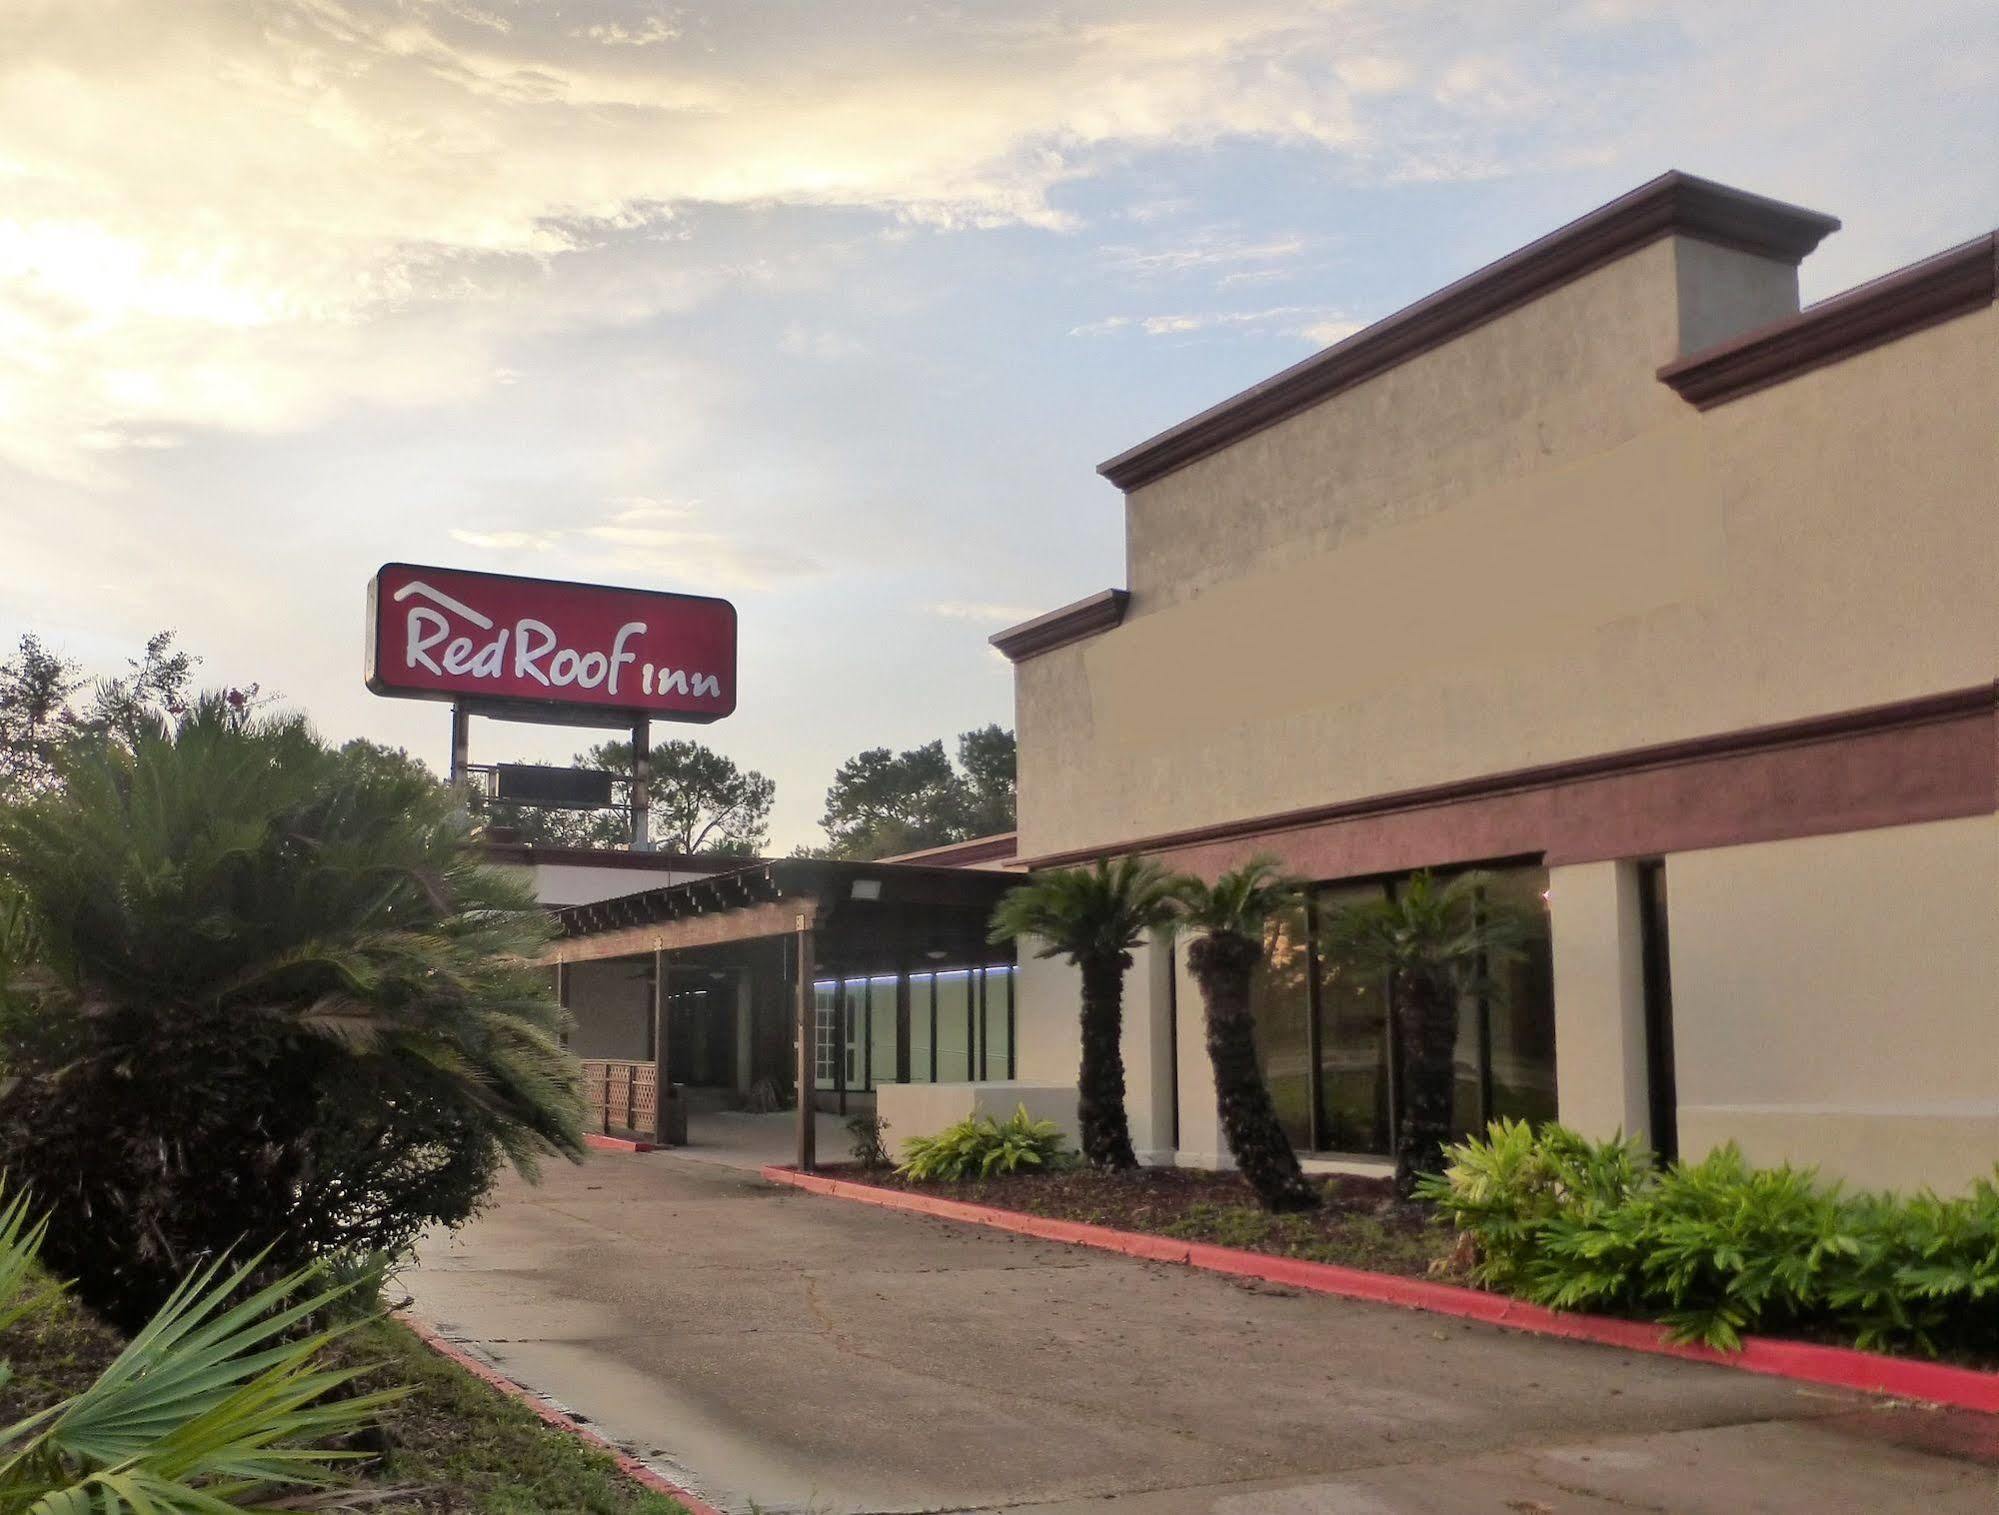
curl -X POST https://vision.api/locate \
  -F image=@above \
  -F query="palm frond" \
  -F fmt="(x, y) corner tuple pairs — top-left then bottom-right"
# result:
(987, 856), (1180, 963)
(1170, 855), (1302, 939)
(1316, 869), (1529, 998)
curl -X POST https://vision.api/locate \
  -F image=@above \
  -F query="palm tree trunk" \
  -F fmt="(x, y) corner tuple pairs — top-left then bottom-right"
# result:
(1394, 973), (1458, 1198)
(1077, 951), (1138, 1171)
(1188, 931), (1317, 1213)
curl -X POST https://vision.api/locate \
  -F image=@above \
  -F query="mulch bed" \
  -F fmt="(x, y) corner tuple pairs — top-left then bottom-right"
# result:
(833, 1164), (1458, 1279)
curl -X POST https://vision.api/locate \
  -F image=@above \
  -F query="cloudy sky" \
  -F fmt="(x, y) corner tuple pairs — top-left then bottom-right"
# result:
(3, 1), (1994, 849)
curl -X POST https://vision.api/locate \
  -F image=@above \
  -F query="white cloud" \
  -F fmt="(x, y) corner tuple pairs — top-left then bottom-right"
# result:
(0, 0), (1646, 480)
(5, 0), (1990, 485)
(1098, 232), (1307, 276)
(927, 601), (1042, 624)
(778, 323), (866, 361)
(1074, 304), (1358, 340)
(449, 528), (561, 551)
(576, 14), (680, 47)
(1301, 317), (1363, 346)
(451, 497), (816, 592)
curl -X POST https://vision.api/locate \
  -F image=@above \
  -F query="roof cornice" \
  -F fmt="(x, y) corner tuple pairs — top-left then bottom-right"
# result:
(1659, 231), (1997, 409)
(1097, 172), (1841, 493)
(990, 589), (1129, 664)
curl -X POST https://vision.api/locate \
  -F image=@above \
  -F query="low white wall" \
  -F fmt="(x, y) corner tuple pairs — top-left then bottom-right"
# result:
(876, 1082), (1082, 1160)
(1014, 936), (1176, 1161)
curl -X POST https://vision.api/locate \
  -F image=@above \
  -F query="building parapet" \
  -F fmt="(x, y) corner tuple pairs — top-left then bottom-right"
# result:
(1659, 231), (1998, 408)
(1096, 171), (1840, 492)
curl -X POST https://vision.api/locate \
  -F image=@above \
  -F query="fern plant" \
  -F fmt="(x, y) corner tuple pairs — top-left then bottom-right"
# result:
(898, 1106), (1072, 1181)
(1422, 1120), (1999, 1355)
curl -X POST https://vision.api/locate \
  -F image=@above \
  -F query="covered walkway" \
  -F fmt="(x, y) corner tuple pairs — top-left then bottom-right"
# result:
(549, 857), (1019, 1167)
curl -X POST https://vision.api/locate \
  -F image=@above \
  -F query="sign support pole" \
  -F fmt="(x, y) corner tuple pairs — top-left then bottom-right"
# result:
(448, 704), (470, 787)
(630, 715), (651, 852)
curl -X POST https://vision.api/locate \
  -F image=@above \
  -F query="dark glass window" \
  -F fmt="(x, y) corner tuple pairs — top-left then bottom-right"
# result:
(1248, 903), (1314, 1148)
(1314, 881), (1393, 1155)
(1247, 863), (1557, 1156)
(1483, 868), (1558, 1127)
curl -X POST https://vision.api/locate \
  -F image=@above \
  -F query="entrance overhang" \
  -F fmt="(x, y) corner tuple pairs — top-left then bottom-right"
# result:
(544, 859), (1020, 1171)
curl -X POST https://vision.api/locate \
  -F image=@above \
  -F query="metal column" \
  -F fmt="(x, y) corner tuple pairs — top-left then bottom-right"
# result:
(652, 947), (672, 1144)
(447, 704), (470, 787)
(794, 920), (817, 1172)
(630, 715), (652, 851)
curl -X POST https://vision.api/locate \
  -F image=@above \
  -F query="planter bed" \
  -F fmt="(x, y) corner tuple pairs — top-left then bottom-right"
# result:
(845, 1165), (1450, 1277)
(765, 1163), (1999, 1416)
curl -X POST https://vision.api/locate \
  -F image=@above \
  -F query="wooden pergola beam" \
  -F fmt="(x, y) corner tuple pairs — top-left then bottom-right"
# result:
(547, 897), (819, 965)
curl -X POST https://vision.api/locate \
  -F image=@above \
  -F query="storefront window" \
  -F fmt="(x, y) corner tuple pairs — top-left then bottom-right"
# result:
(813, 982), (839, 1091)
(981, 966), (1015, 1080)
(909, 971), (934, 1083)
(1248, 904), (1314, 1149)
(867, 975), (898, 1088)
(934, 969), (974, 1083)
(810, 963), (1022, 1092)
(1483, 869), (1558, 1126)
(1250, 864), (1556, 1156)
(1314, 882), (1392, 1155)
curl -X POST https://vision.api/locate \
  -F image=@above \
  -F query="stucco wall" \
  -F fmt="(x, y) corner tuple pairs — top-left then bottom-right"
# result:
(1666, 814), (1999, 1193)
(1016, 261), (1996, 861)
(1015, 937), (1176, 1160)
(1548, 860), (1651, 1144)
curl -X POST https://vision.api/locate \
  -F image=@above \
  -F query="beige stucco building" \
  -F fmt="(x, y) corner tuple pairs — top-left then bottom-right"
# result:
(995, 172), (1998, 1193)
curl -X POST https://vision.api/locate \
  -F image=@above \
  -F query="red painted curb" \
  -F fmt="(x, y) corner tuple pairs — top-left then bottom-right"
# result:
(586, 1133), (657, 1154)
(761, 1165), (1999, 1416)
(393, 1312), (725, 1515)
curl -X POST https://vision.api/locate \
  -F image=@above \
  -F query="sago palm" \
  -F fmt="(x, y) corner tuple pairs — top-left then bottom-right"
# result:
(1175, 858), (1318, 1213)
(988, 857), (1179, 1170)
(1319, 870), (1526, 1198)
(0, 697), (584, 1323)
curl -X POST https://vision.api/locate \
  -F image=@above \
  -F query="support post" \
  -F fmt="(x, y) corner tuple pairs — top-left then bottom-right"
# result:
(448, 704), (470, 787)
(794, 919), (816, 1172)
(652, 947), (672, 1144)
(630, 716), (651, 851)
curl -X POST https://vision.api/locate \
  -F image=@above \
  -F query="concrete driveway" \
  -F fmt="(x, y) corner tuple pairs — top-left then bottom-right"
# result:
(406, 1152), (1999, 1514)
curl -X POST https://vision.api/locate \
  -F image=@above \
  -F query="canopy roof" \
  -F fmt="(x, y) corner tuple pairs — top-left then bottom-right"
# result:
(548, 858), (1020, 971)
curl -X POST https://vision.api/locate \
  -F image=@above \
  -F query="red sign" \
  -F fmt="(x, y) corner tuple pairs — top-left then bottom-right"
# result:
(365, 564), (736, 723)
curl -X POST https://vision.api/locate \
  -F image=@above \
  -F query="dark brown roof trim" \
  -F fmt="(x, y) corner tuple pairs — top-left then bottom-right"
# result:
(1023, 683), (1996, 870)
(1659, 232), (1997, 409)
(481, 843), (753, 872)
(879, 831), (1020, 866)
(1097, 172), (1841, 493)
(991, 589), (1130, 663)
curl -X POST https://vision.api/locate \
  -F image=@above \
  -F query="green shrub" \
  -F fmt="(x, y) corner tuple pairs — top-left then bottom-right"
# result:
(846, 1112), (891, 1171)
(0, 699), (583, 1326)
(1420, 1119), (1999, 1355)
(897, 1105), (1072, 1181)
